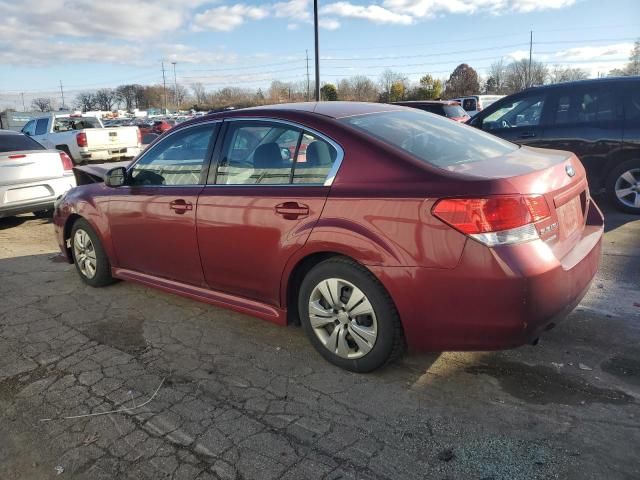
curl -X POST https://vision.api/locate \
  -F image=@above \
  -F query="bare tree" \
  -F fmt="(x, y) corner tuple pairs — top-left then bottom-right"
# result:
(94, 88), (118, 111)
(504, 59), (548, 93)
(115, 85), (139, 111)
(548, 66), (589, 84)
(485, 59), (507, 94)
(378, 70), (407, 102)
(31, 97), (52, 112)
(191, 83), (207, 106)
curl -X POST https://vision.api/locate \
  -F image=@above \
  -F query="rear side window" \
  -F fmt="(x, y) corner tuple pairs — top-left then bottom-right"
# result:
(553, 88), (616, 125)
(35, 118), (48, 135)
(462, 98), (476, 111)
(213, 121), (338, 185)
(0, 133), (46, 153)
(342, 110), (517, 168)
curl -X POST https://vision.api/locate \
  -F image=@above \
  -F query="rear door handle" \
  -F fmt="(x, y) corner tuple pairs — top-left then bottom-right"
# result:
(169, 199), (193, 214)
(519, 131), (536, 139)
(275, 202), (309, 219)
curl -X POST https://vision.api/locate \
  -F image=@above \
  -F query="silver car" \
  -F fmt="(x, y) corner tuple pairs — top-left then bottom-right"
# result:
(0, 130), (76, 218)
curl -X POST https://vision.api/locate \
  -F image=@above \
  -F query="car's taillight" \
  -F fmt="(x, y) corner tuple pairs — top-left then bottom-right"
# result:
(76, 132), (87, 147)
(136, 127), (142, 145)
(432, 195), (550, 246)
(59, 151), (74, 171)
(8, 154), (26, 159)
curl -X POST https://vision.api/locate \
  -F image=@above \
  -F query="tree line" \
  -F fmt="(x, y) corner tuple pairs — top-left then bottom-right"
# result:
(24, 39), (639, 113)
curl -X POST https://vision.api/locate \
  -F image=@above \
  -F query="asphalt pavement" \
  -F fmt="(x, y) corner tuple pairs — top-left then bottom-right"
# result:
(0, 199), (638, 480)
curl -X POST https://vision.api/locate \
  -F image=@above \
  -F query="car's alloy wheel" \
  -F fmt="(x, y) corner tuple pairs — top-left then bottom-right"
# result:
(614, 168), (640, 210)
(73, 228), (97, 279)
(70, 218), (115, 287)
(298, 257), (404, 372)
(308, 278), (378, 360)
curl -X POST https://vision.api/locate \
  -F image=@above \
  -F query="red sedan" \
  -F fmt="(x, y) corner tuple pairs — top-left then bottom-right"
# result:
(53, 102), (603, 372)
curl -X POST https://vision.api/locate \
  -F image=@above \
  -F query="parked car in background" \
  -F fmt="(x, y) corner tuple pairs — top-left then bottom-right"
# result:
(468, 77), (640, 213)
(0, 130), (75, 218)
(22, 114), (141, 165)
(451, 95), (505, 116)
(54, 102), (603, 372)
(151, 119), (175, 135)
(392, 100), (470, 122)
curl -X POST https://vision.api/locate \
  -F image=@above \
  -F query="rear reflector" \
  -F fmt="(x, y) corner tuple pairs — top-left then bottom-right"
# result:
(432, 195), (550, 246)
(59, 151), (74, 171)
(8, 154), (27, 159)
(136, 127), (142, 145)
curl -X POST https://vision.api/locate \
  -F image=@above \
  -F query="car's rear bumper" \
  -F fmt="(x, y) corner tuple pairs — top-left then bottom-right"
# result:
(371, 201), (604, 352)
(0, 175), (76, 219)
(78, 146), (140, 162)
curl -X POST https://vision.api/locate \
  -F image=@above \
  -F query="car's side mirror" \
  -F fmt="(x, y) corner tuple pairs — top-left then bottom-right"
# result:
(23, 131), (31, 136)
(105, 167), (127, 187)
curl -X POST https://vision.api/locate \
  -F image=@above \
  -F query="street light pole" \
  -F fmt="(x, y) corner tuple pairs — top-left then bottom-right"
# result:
(171, 62), (178, 110)
(314, 0), (320, 101)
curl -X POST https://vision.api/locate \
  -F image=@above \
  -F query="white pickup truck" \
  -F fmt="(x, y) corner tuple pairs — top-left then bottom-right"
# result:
(21, 114), (141, 164)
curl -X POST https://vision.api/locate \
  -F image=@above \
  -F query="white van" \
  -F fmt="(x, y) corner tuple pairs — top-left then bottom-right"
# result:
(450, 95), (505, 117)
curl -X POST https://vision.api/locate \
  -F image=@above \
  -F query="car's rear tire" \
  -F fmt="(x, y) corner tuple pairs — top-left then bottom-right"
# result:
(298, 257), (404, 372)
(70, 218), (115, 287)
(606, 159), (640, 214)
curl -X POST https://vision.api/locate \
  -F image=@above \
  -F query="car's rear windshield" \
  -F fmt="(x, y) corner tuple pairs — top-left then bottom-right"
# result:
(340, 110), (517, 168)
(442, 105), (467, 118)
(0, 134), (45, 153)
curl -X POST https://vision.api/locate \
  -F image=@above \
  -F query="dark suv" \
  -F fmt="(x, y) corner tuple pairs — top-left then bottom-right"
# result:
(469, 77), (640, 213)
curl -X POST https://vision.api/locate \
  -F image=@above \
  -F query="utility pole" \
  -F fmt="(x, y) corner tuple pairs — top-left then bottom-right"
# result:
(161, 60), (168, 114)
(21, 93), (25, 112)
(171, 61), (178, 110)
(527, 30), (533, 88)
(59, 80), (66, 109)
(306, 49), (310, 102)
(314, 0), (320, 101)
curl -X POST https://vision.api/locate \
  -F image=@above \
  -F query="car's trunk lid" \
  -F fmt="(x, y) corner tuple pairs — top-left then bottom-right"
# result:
(445, 146), (590, 258)
(0, 150), (64, 186)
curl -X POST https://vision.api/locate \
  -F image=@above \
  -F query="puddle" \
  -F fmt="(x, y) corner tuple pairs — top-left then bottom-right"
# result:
(602, 347), (640, 386)
(466, 359), (633, 406)
(82, 314), (147, 354)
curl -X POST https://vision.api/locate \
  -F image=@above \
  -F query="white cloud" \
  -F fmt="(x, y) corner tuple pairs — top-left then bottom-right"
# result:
(274, 0), (311, 21)
(322, 2), (413, 24)
(555, 43), (634, 61)
(381, 0), (576, 18)
(193, 4), (270, 32)
(320, 18), (342, 30)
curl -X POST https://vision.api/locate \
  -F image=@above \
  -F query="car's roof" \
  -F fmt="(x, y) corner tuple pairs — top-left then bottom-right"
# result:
(521, 76), (638, 93)
(235, 101), (405, 119)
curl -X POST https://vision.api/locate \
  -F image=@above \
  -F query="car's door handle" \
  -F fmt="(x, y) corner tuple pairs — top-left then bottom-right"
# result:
(519, 131), (536, 139)
(275, 202), (309, 219)
(169, 199), (193, 214)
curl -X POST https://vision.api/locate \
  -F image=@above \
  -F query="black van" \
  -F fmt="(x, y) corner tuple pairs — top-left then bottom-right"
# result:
(468, 77), (640, 214)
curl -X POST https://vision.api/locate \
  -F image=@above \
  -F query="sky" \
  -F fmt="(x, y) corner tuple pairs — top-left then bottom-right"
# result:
(0, 0), (638, 110)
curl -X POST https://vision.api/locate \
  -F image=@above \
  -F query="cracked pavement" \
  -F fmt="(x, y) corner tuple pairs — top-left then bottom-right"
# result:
(0, 201), (639, 480)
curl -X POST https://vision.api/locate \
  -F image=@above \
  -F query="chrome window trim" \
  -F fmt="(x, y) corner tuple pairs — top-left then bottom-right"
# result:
(125, 120), (222, 187)
(217, 116), (344, 187)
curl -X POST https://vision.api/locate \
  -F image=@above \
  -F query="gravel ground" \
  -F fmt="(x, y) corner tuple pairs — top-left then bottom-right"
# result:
(0, 199), (638, 480)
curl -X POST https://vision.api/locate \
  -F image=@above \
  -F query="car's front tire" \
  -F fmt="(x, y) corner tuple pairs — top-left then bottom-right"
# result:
(298, 257), (405, 372)
(70, 218), (115, 287)
(606, 159), (640, 214)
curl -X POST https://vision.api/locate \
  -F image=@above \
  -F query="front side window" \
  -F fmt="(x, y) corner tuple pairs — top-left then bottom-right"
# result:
(482, 94), (546, 130)
(341, 109), (517, 168)
(214, 121), (338, 185)
(35, 118), (48, 135)
(130, 124), (216, 186)
(553, 89), (615, 125)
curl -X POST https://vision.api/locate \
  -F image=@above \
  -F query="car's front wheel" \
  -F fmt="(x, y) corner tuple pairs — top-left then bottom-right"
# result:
(298, 257), (404, 372)
(606, 159), (640, 214)
(70, 218), (115, 287)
